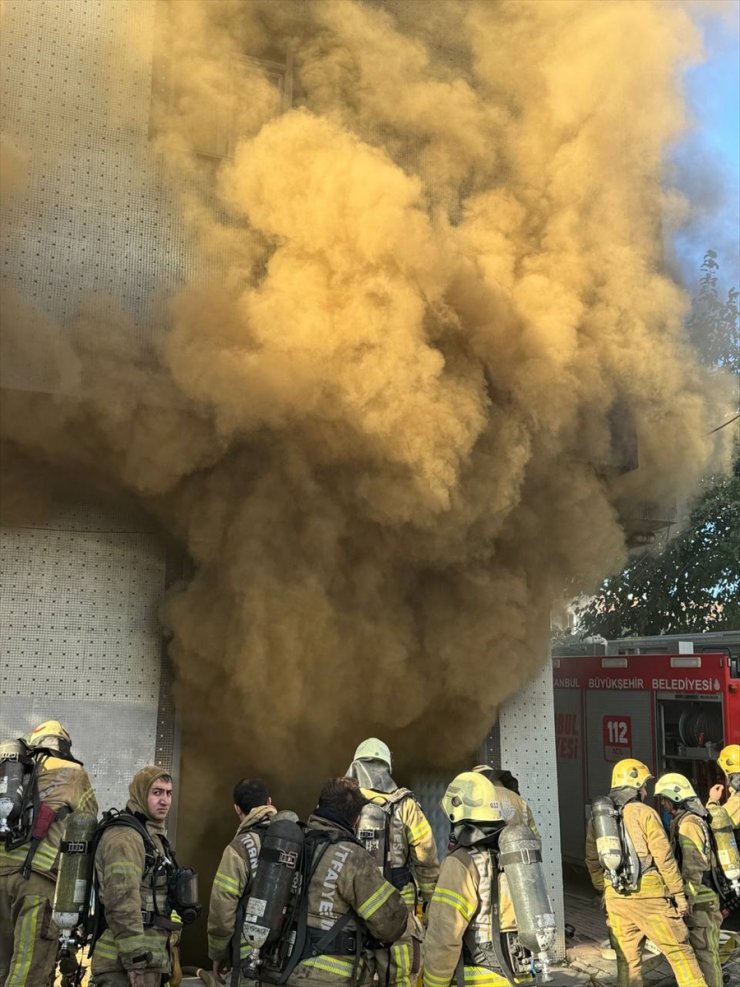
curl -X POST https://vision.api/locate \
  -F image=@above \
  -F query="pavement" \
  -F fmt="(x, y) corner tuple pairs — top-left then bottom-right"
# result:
(562, 884), (740, 986)
(112, 881), (740, 987)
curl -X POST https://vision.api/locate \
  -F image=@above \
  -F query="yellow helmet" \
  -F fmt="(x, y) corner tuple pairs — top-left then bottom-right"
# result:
(718, 745), (740, 777)
(27, 720), (72, 752)
(441, 771), (506, 824)
(611, 758), (653, 790)
(654, 773), (697, 804)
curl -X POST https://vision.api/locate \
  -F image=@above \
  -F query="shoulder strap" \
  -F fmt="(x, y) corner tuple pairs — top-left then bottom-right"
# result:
(615, 805), (641, 890)
(381, 788), (413, 815)
(96, 809), (160, 876)
(460, 849), (516, 987)
(82, 810), (160, 953)
(274, 831), (350, 986)
(230, 820), (274, 987)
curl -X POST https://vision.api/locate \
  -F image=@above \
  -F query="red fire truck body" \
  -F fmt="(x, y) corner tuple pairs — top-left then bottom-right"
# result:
(553, 648), (740, 864)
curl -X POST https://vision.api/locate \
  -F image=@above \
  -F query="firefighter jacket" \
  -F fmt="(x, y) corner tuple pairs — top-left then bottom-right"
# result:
(670, 810), (720, 910)
(707, 788), (740, 828)
(729, 790), (740, 827)
(585, 800), (684, 899)
(91, 769), (179, 977)
(288, 813), (407, 986)
(359, 787), (440, 905)
(207, 803), (277, 962)
(0, 753), (98, 880)
(423, 846), (526, 987)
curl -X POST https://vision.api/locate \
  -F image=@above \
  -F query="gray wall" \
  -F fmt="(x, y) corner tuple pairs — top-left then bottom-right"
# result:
(0, 502), (178, 826)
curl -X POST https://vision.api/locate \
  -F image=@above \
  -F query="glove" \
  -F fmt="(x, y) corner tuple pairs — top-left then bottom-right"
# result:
(673, 894), (689, 918)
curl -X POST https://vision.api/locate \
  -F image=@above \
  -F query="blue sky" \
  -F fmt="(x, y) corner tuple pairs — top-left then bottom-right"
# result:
(669, 2), (740, 294)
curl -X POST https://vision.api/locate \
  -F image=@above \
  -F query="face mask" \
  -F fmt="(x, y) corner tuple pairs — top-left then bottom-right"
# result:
(660, 807), (673, 831)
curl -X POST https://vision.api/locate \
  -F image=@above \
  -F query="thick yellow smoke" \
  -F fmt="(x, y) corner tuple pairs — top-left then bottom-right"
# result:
(0, 0), (734, 840)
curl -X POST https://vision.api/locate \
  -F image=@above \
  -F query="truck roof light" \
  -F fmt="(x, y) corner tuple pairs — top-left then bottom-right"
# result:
(670, 656), (701, 668)
(601, 658), (628, 668)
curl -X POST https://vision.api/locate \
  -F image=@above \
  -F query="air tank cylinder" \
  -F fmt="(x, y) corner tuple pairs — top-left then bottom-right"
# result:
(499, 822), (556, 983)
(591, 797), (623, 889)
(243, 817), (304, 950)
(707, 804), (740, 895)
(0, 740), (26, 836)
(53, 813), (98, 944)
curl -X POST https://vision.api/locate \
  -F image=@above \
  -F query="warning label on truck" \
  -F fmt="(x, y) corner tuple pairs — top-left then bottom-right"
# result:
(555, 712), (579, 759)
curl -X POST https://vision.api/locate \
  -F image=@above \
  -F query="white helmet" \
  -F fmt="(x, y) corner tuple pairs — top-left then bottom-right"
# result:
(353, 738), (391, 769)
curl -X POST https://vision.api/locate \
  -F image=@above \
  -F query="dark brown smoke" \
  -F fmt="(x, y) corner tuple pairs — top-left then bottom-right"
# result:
(1, 1), (735, 905)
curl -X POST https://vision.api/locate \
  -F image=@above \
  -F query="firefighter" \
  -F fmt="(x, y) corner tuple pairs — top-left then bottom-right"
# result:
(208, 778), (277, 984)
(472, 765), (539, 836)
(655, 773), (723, 987)
(90, 765), (185, 987)
(423, 771), (532, 987)
(347, 738), (438, 987)
(707, 744), (740, 829)
(0, 720), (98, 987)
(585, 758), (707, 987)
(285, 777), (407, 987)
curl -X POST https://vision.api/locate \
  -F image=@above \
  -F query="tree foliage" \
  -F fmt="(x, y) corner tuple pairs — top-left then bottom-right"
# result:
(576, 251), (739, 638)
(687, 249), (740, 378)
(577, 457), (740, 637)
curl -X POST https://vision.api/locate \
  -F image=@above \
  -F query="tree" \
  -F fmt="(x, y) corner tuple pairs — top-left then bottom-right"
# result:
(576, 251), (739, 638)
(687, 249), (740, 379)
(576, 457), (740, 637)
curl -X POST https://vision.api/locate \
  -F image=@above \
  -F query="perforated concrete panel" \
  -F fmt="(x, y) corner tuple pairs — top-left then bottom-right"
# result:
(0, 0), (186, 391)
(489, 664), (567, 961)
(411, 772), (451, 862)
(0, 504), (173, 816)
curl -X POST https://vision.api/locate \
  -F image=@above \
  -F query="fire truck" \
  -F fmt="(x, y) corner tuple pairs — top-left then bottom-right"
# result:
(553, 631), (740, 863)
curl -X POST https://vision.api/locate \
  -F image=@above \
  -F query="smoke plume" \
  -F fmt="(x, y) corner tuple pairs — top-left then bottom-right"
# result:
(1, 0), (735, 833)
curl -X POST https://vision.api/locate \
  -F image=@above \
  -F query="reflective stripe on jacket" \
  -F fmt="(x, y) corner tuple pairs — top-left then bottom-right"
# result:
(359, 788), (440, 905)
(584, 801), (684, 899)
(672, 811), (719, 909)
(91, 820), (174, 975)
(423, 847), (526, 987)
(207, 804), (277, 961)
(288, 814), (407, 986)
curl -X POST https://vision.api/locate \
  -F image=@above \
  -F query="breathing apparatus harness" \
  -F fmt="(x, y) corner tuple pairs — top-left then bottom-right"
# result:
(242, 822), (374, 987)
(0, 737), (82, 877)
(357, 788), (415, 893)
(449, 823), (523, 987)
(229, 814), (275, 986)
(670, 801), (738, 909)
(82, 808), (200, 955)
(593, 788), (646, 893)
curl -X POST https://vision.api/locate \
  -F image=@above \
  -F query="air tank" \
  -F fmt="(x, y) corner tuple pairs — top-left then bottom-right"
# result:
(591, 796), (623, 888)
(52, 813), (98, 943)
(0, 739), (26, 836)
(243, 817), (304, 950)
(707, 804), (740, 895)
(498, 822), (556, 983)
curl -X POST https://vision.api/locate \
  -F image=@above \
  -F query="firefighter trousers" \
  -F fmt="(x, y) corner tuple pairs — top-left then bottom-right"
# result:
(686, 904), (723, 987)
(606, 894), (707, 987)
(0, 871), (59, 987)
